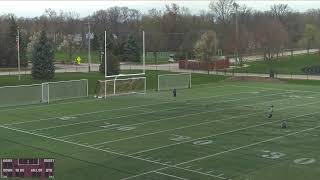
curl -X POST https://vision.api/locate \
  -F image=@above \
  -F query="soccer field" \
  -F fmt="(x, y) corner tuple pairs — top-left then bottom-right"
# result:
(0, 81), (320, 180)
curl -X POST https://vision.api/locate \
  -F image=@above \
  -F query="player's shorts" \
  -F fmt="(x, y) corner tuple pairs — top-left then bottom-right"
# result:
(268, 114), (273, 118)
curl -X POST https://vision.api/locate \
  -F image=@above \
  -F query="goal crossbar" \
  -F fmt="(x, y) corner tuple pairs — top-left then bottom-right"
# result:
(98, 76), (146, 97)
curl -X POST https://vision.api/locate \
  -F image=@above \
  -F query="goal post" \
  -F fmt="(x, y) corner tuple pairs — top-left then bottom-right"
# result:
(42, 79), (88, 103)
(97, 76), (146, 97)
(158, 73), (191, 91)
(104, 31), (145, 78)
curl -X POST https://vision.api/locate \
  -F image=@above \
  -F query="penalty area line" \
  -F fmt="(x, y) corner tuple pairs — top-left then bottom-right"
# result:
(155, 171), (189, 180)
(0, 125), (224, 179)
(121, 124), (320, 180)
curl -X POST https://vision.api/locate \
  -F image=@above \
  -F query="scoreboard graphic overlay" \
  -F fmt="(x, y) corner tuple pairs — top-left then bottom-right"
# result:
(1, 158), (54, 178)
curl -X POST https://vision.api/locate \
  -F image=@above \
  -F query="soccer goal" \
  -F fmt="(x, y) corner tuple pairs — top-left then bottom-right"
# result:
(0, 84), (43, 107)
(96, 77), (146, 97)
(42, 79), (88, 103)
(158, 73), (191, 91)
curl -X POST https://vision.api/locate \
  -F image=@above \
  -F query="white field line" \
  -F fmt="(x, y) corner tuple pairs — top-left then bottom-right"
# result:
(29, 90), (283, 132)
(229, 84), (320, 94)
(92, 95), (298, 146)
(0, 125), (228, 179)
(121, 122), (320, 180)
(0, 81), (228, 113)
(129, 110), (319, 155)
(0, 97), (96, 113)
(2, 88), (262, 126)
(57, 91), (290, 139)
(155, 171), (189, 180)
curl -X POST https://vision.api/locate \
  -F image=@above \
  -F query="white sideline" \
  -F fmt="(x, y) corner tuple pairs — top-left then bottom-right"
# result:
(155, 171), (189, 180)
(129, 111), (319, 155)
(121, 123), (320, 180)
(59, 92), (290, 139)
(0, 125), (230, 179)
(229, 84), (320, 94)
(1, 102), (319, 180)
(2, 86), (258, 126)
(0, 98), (96, 113)
(29, 90), (283, 132)
(92, 94), (296, 146)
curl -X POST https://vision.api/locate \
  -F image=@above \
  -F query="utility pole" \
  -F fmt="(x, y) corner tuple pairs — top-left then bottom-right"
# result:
(85, 22), (92, 72)
(233, 2), (239, 65)
(17, 28), (21, 80)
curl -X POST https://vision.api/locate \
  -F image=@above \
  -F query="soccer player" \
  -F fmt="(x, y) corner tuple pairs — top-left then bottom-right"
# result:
(267, 105), (274, 118)
(173, 88), (177, 97)
(281, 120), (287, 129)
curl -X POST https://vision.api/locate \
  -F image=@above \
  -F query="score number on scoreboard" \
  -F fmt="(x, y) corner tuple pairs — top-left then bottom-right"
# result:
(1, 158), (54, 178)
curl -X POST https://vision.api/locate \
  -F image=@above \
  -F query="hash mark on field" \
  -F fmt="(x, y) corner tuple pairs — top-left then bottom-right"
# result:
(129, 110), (319, 156)
(154, 171), (189, 180)
(25, 91), (289, 133)
(121, 123), (320, 180)
(2, 89), (254, 126)
(217, 173), (225, 177)
(93, 95), (297, 146)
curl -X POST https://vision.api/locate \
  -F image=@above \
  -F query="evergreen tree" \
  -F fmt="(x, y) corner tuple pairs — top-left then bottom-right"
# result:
(31, 31), (55, 80)
(99, 31), (120, 75)
(19, 31), (28, 67)
(123, 35), (140, 62)
(3, 16), (18, 67)
(99, 52), (120, 76)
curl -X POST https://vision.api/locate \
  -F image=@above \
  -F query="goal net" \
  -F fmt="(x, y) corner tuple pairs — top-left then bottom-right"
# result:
(0, 84), (42, 107)
(158, 73), (191, 91)
(42, 79), (88, 103)
(97, 77), (146, 97)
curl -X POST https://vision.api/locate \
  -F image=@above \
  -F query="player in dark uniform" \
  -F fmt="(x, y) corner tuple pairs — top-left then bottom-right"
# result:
(281, 120), (287, 129)
(267, 105), (274, 118)
(173, 88), (176, 97)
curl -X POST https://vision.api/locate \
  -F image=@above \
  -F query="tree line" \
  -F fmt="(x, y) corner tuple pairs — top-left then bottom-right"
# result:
(1, 0), (320, 78)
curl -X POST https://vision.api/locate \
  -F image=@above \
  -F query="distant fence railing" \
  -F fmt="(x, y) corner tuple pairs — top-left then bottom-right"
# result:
(179, 59), (230, 71)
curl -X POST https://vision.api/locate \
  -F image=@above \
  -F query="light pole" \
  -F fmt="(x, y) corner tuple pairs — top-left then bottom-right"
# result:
(85, 22), (93, 72)
(233, 2), (239, 65)
(17, 28), (21, 80)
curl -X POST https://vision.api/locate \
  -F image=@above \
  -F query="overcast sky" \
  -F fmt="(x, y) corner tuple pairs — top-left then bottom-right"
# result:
(0, 1), (320, 18)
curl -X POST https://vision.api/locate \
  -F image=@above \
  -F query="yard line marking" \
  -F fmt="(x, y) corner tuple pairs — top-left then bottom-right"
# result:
(2, 85), (252, 126)
(0, 125), (225, 179)
(10, 90), (268, 129)
(93, 96), (311, 146)
(155, 171), (189, 180)
(121, 122), (320, 180)
(229, 84), (320, 94)
(217, 173), (225, 177)
(0, 98), (97, 112)
(55, 91), (290, 139)
(207, 170), (215, 173)
(60, 97), (285, 139)
(129, 107), (319, 155)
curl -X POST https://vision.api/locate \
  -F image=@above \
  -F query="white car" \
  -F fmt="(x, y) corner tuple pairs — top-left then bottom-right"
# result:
(168, 54), (175, 63)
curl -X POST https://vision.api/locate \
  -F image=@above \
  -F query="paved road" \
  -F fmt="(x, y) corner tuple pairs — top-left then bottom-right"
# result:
(1, 49), (319, 81)
(121, 62), (320, 81)
(229, 49), (319, 63)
